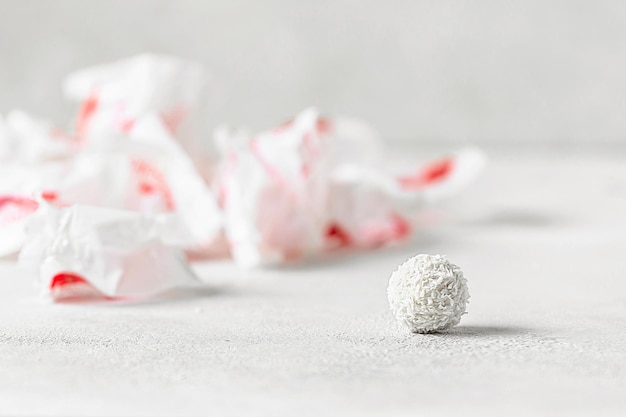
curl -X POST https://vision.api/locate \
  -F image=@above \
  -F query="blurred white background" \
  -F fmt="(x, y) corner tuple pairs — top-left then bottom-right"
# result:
(1, 0), (626, 147)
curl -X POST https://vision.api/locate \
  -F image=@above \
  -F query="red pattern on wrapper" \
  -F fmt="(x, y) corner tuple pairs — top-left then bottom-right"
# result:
(273, 117), (333, 136)
(161, 106), (187, 134)
(76, 93), (99, 140)
(50, 272), (89, 290)
(48, 271), (106, 301)
(397, 158), (455, 190)
(326, 222), (352, 247)
(41, 191), (58, 203)
(360, 214), (411, 247)
(0, 196), (38, 226)
(131, 158), (176, 211)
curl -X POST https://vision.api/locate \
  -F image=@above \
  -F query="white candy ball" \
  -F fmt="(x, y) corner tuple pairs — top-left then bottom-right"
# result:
(387, 254), (469, 333)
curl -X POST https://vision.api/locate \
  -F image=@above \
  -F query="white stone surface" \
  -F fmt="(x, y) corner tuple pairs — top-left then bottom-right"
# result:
(1, 150), (625, 416)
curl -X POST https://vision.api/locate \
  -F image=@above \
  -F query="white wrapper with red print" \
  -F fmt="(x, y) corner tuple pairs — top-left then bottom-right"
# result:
(0, 113), (221, 258)
(214, 108), (486, 268)
(3, 54), (487, 302)
(18, 202), (198, 301)
(0, 111), (77, 256)
(63, 53), (209, 164)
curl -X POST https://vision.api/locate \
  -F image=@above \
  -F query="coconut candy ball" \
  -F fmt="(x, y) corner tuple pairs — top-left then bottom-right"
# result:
(387, 254), (469, 333)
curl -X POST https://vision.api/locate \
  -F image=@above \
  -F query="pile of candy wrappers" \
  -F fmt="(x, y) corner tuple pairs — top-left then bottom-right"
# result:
(0, 54), (486, 301)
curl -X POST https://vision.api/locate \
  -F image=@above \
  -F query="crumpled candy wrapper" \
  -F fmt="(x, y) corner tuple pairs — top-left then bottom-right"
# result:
(0, 110), (76, 163)
(214, 108), (330, 266)
(1, 53), (486, 301)
(19, 202), (197, 301)
(63, 53), (209, 165)
(214, 108), (486, 267)
(0, 117), (222, 259)
(0, 111), (77, 256)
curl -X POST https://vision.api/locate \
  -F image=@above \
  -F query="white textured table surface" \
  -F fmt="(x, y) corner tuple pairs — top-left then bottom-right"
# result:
(1, 151), (625, 416)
